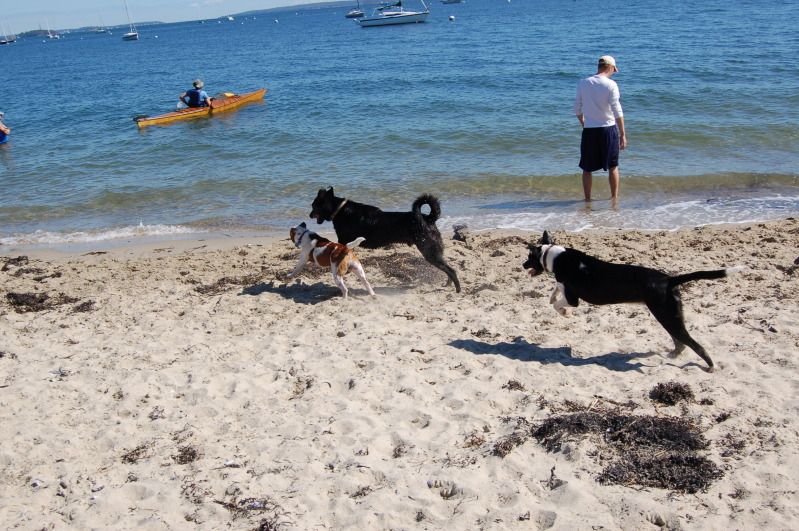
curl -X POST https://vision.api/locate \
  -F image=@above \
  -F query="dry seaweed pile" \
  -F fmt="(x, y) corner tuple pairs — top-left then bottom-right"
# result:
(649, 381), (695, 406)
(5, 292), (80, 313)
(532, 410), (723, 493)
(195, 273), (266, 295)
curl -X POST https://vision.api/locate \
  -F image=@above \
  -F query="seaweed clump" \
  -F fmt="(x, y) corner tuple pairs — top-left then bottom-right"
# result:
(6, 292), (80, 313)
(649, 381), (695, 406)
(531, 410), (722, 493)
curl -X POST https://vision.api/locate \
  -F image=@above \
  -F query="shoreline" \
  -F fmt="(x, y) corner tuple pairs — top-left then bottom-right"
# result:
(2, 213), (797, 259)
(2, 219), (798, 528)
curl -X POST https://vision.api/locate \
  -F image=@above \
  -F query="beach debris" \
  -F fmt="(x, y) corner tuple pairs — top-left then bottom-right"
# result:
(6, 291), (80, 313)
(194, 272), (265, 295)
(598, 453), (722, 493)
(350, 485), (373, 498)
(531, 409), (723, 492)
(472, 327), (498, 338)
(173, 445), (201, 465)
(121, 442), (153, 464)
(50, 367), (71, 380)
(715, 411), (732, 423)
(30, 478), (46, 489)
(72, 300), (95, 313)
(148, 406), (165, 421)
(182, 479), (212, 505)
(541, 466), (567, 490)
(290, 375), (314, 399)
(392, 442), (411, 458)
(1, 255), (29, 271)
(492, 431), (528, 458)
(649, 381), (695, 406)
(223, 459), (242, 468)
(213, 495), (284, 522)
(462, 431), (486, 449)
(502, 379), (526, 392)
(452, 224), (471, 245)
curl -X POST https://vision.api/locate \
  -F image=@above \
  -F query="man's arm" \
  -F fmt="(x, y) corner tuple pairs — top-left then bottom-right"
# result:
(0, 123), (10, 135)
(576, 114), (585, 127)
(616, 116), (626, 149)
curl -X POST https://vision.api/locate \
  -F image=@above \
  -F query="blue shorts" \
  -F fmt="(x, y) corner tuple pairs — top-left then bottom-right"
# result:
(579, 125), (619, 172)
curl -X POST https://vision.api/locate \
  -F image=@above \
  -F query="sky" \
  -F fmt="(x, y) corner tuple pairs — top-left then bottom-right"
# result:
(1, 0), (323, 33)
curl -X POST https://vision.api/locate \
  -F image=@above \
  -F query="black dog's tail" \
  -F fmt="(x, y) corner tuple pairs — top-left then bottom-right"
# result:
(412, 194), (441, 225)
(668, 266), (745, 289)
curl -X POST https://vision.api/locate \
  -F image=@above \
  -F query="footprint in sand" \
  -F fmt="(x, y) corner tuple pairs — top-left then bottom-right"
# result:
(427, 479), (463, 499)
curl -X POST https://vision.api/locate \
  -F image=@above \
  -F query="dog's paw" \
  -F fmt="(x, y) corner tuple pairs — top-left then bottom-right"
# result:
(666, 345), (686, 359)
(555, 307), (572, 318)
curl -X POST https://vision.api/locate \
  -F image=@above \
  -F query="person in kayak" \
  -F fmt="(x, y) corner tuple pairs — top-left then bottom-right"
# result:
(180, 79), (211, 108)
(0, 112), (10, 144)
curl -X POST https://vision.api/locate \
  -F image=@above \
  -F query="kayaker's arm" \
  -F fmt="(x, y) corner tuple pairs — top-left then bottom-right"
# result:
(0, 122), (9, 134)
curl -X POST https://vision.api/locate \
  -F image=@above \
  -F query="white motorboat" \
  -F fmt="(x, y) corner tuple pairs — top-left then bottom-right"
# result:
(358, 0), (429, 27)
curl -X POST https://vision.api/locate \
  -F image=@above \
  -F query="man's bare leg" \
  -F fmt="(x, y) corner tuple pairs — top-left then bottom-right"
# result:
(582, 171), (593, 201)
(609, 166), (619, 200)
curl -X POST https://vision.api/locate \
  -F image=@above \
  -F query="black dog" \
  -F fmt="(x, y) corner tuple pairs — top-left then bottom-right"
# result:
(523, 231), (743, 371)
(310, 187), (461, 292)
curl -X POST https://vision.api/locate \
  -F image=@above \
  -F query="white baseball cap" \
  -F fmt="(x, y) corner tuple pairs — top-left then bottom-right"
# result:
(598, 55), (619, 72)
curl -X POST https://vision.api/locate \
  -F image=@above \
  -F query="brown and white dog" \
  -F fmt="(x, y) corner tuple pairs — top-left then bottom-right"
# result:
(287, 222), (374, 298)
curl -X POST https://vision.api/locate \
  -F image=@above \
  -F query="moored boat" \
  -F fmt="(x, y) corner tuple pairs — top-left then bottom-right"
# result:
(135, 88), (266, 128)
(358, 0), (429, 27)
(122, 0), (139, 40)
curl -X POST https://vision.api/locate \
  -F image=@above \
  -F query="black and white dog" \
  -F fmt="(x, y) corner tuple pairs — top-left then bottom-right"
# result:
(310, 187), (461, 292)
(523, 231), (743, 371)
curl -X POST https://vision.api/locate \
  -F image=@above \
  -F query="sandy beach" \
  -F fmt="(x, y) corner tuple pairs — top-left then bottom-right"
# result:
(1, 218), (798, 530)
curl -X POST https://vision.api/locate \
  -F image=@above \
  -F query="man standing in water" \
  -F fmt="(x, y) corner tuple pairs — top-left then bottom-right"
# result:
(574, 55), (626, 202)
(0, 112), (10, 144)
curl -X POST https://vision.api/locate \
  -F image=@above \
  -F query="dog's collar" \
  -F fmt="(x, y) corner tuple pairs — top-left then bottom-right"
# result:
(541, 245), (553, 273)
(330, 198), (348, 221)
(294, 228), (310, 248)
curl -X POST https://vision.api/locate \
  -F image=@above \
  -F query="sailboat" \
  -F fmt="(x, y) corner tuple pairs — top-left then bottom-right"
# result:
(122, 0), (139, 41)
(345, 0), (365, 18)
(0, 24), (17, 44)
(46, 20), (60, 39)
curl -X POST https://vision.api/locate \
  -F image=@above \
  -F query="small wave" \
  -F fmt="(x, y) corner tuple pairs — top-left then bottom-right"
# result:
(0, 223), (204, 247)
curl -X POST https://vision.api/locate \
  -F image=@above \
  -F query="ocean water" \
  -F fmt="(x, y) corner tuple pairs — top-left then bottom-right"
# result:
(2, 0), (798, 247)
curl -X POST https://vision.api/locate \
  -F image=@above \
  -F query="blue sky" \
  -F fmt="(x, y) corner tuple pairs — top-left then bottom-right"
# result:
(2, 0), (322, 33)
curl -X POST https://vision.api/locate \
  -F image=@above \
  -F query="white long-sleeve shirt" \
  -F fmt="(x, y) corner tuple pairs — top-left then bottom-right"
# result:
(574, 74), (623, 128)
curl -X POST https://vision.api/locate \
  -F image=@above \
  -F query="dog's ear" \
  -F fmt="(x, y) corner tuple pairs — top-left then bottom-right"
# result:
(317, 188), (326, 197)
(540, 231), (552, 245)
(300, 222), (306, 228)
(326, 187), (334, 196)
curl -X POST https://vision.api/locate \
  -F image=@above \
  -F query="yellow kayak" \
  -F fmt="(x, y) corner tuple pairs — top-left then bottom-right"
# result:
(135, 88), (266, 128)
